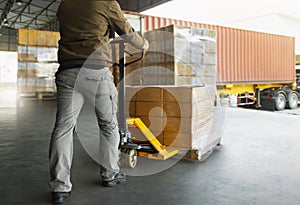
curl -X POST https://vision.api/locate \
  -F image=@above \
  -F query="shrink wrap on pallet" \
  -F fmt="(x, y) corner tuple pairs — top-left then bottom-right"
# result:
(125, 85), (221, 154)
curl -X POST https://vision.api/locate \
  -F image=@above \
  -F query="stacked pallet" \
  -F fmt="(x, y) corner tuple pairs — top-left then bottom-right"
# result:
(142, 25), (217, 95)
(118, 25), (219, 159)
(111, 25), (217, 92)
(126, 86), (215, 152)
(17, 29), (60, 98)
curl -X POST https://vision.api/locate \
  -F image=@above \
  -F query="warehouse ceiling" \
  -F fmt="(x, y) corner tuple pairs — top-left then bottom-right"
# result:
(0, 0), (171, 34)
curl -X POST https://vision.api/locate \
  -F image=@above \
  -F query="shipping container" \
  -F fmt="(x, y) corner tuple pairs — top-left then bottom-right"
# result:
(131, 13), (295, 85)
(124, 11), (298, 111)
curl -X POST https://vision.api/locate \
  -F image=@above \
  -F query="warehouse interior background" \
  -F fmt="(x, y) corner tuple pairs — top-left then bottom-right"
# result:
(1, 1), (300, 204)
(1, 0), (300, 87)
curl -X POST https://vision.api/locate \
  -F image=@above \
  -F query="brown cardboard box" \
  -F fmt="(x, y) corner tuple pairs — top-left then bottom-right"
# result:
(48, 32), (60, 47)
(163, 113), (213, 133)
(135, 102), (163, 117)
(163, 117), (193, 133)
(141, 25), (217, 87)
(18, 54), (28, 61)
(27, 30), (38, 46)
(18, 29), (28, 45)
(163, 132), (191, 148)
(130, 125), (163, 144)
(18, 53), (37, 62)
(163, 87), (194, 102)
(139, 116), (163, 132)
(37, 30), (47, 46)
(126, 85), (215, 149)
(17, 70), (27, 77)
(135, 87), (163, 102)
(163, 119), (212, 149)
(163, 101), (213, 118)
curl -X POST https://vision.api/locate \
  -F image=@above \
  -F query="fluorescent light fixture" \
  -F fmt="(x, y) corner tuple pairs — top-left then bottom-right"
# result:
(16, 0), (23, 6)
(3, 19), (9, 26)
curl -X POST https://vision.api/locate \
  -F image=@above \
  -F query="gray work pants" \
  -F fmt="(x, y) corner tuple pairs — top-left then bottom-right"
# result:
(49, 67), (120, 192)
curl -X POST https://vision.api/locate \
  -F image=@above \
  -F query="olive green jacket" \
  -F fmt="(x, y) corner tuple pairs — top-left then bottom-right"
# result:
(57, 0), (145, 71)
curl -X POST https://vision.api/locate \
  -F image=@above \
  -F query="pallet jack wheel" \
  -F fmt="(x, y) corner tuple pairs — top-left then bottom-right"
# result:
(125, 149), (138, 168)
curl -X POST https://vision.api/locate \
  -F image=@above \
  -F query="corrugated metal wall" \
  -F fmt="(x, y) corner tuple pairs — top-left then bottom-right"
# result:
(142, 15), (295, 84)
(0, 28), (17, 51)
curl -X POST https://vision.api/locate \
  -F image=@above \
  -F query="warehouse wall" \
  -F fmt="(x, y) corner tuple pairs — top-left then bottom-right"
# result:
(0, 28), (17, 51)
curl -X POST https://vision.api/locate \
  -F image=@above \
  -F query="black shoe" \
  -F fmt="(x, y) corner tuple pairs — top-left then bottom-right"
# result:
(102, 172), (126, 187)
(51, 191), (71, 204)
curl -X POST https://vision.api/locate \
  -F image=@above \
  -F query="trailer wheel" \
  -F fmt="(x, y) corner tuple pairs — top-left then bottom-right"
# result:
(275, 93), (286, 111)
(125, 149), (138, 168)
(288, 92), (299, 109)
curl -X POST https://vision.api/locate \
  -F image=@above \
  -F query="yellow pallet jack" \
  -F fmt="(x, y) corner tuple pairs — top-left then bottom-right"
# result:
(111, 40), (179, 168)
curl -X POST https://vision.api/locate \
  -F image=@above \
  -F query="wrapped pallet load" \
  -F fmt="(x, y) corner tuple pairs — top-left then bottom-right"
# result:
(124, 25), (222, 160)
(17, 29), (60, 98)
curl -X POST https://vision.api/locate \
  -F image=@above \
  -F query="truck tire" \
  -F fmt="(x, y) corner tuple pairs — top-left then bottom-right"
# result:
(288, 92), (299, 109)
(275, 93), (286, 111)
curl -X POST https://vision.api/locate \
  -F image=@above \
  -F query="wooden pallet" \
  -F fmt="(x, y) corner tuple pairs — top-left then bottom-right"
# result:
(173, 138), (222, 161)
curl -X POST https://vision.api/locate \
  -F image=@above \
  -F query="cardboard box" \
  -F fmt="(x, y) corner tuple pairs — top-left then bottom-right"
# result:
(48, 32), (60, 47)
(135, 102), (163, 117)
(126, 85), (215, 149)
(163, 118), (212, 149)
(18, 29), (28, 45)
(135, 87), (163, 102)
(37, 47), (58, 62)
(141, 25), (217, 87)
(17, 29), (59, 95)
(163, 102), (213, 118)
(163, 113), (213, 133)
(163, 132), (191, 148)
(37, 30), (47, 46)
(139, 116), (164, 132)
(163, 86), (214, 102)
(130, 125), (163, 144)
(27, 30), (38, 46)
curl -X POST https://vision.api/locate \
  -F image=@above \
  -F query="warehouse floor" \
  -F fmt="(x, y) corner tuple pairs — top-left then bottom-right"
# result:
(1, 99), (300, 205)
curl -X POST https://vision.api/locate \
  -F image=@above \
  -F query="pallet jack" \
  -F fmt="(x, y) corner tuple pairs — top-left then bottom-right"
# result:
(110, 40), (179, 168)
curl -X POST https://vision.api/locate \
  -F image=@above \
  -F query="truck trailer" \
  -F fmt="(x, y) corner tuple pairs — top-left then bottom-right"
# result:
(123, 11), (299, 111)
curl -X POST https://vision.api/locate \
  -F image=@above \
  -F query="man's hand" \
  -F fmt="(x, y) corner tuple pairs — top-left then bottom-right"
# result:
(142, 38), (149, 50)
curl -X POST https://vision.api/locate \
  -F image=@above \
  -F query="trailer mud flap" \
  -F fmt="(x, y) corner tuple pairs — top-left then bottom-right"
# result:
(260, 98), (275, 111)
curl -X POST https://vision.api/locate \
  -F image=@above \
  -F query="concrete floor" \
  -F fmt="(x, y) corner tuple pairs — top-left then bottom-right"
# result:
(1, 99), (300, 205)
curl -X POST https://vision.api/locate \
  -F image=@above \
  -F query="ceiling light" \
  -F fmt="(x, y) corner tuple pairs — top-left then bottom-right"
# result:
(3, 19), (9, 27)
(16, 0), (23, 6)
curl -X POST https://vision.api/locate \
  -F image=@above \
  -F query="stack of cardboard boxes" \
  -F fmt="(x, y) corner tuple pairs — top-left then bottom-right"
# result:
(17, 29), (60, 96)
(122, 25), (219, 155)
(126, 86), (214, 150)
(139, 25), (216, 87)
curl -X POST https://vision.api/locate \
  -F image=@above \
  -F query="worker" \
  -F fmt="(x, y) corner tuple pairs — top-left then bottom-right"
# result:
(48, 0), (149, 204)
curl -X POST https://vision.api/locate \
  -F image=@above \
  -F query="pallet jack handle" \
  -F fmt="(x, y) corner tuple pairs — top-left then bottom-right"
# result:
(110, 40), (179, 166)
(110, 39), (144, 147)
